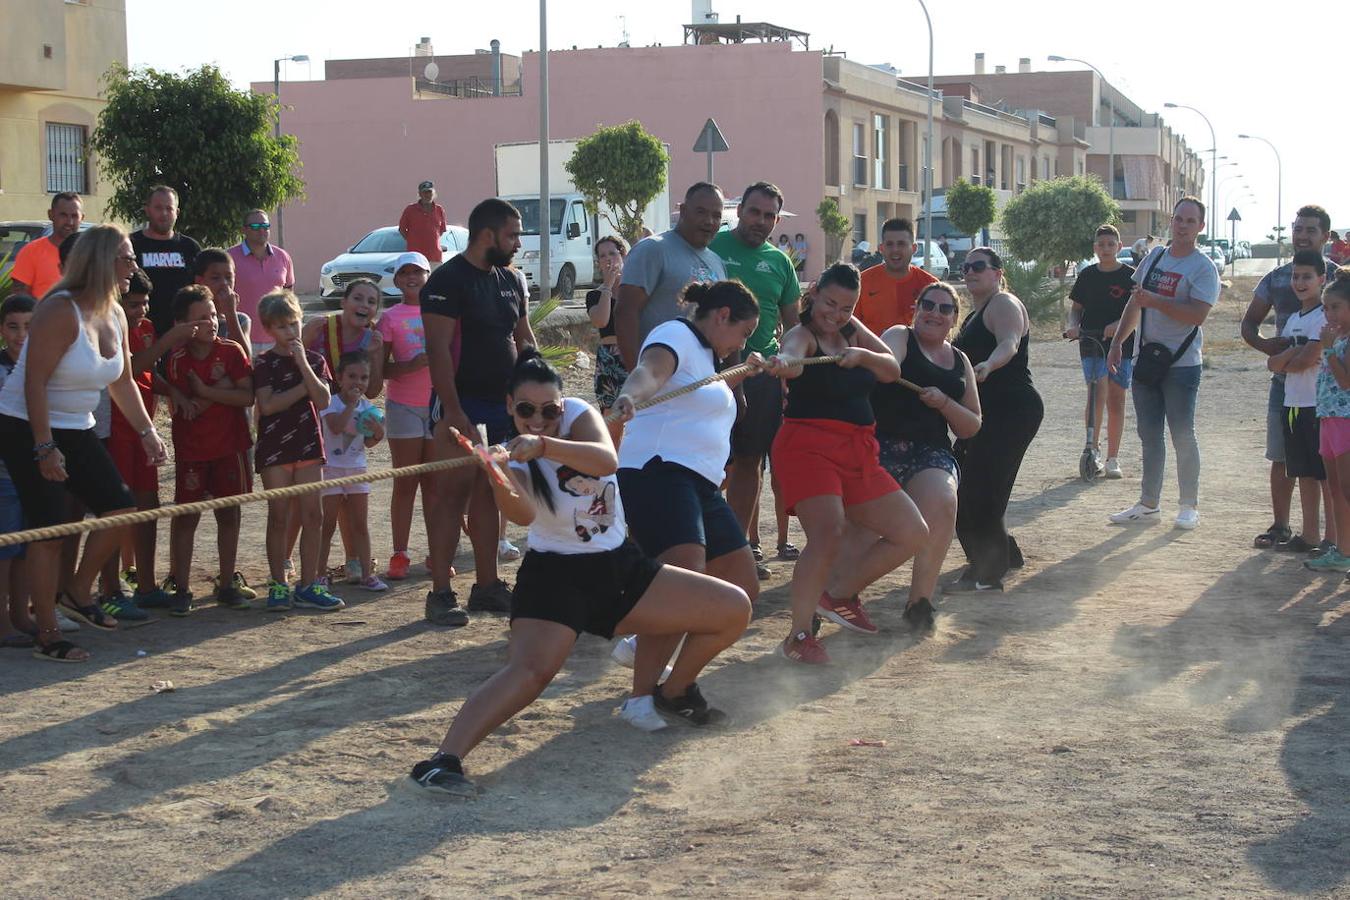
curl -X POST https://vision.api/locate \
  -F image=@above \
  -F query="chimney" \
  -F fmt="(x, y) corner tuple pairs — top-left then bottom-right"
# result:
(415, 36), (433, 57)
(995, 65), (1006, 74)
(490, 38), (502, 96)
(1018, 57), (1031, 73)
(974, 52), (985, 75)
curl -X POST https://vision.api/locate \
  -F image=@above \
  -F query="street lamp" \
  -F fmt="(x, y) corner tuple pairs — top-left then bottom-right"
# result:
(919, 0), (934, 272)
(1239, 133), (1284, 266)
(273, 54), (309, 248)
(1164, 102), (1216, 250)
(1048, 55), (1114, 199)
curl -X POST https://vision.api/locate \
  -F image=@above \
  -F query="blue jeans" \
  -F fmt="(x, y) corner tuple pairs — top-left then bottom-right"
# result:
(1131, 364), (1202, 508)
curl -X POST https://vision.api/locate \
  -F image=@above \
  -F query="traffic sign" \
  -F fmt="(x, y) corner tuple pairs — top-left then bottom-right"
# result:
(1227, 207), (1242, 222)
(693, 118), (729, 181)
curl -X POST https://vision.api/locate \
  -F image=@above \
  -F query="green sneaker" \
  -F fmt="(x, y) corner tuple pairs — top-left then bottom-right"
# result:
(266, 579), (293, 612)
(213, 571), (258, 601)
(293, 581), (346, 611)
(99, 591), (149, 622)
(1304, 549), (1350, 573)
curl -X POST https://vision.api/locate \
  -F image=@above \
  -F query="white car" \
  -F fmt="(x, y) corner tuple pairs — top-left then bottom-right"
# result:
(913, 240), (950, 279)
(319, 225), (469, 308)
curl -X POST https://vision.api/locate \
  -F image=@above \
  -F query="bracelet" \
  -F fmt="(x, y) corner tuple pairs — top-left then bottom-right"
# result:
(139, 425), (156, 437)
(538, 435), (550, 459)
(33, 440), (57, 461)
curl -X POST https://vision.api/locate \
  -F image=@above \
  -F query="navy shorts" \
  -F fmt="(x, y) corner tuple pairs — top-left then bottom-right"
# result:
(511, 541), (661, 638)
(618, 458), (748, 560)
(429, 394), (515, 445)
(0, 476), (25, 560)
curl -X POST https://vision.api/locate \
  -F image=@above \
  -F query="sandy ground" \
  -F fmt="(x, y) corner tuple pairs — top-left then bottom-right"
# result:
(3, 276), (1349, 898)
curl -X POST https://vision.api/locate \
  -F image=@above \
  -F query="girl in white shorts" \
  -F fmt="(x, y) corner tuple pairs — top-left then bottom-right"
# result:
(318, 350), (387, 590)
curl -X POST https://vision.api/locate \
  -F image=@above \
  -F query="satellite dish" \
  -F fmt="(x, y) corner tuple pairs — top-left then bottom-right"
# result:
(423, 61), (439, 82)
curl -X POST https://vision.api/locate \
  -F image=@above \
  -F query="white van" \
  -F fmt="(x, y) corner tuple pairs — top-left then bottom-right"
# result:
(505, 193), (594, 300)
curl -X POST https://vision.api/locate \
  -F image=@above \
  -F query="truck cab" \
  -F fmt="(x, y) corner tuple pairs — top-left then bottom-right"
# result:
(507, 193), (594, 300)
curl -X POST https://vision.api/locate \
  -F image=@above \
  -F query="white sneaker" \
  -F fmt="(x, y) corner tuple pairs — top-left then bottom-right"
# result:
(611, 635), (637, 668)
(1109, 502), (1161, 525)
(1104, 458), (1123, 479)
(618, 695), (668, 732)
(497, 539), (521, 561)
(1174, 506), (1200, 530)
(55, 607), (80, 632)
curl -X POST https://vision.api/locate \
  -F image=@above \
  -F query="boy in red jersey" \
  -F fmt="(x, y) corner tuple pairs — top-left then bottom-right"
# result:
(164, 285), (255, 615)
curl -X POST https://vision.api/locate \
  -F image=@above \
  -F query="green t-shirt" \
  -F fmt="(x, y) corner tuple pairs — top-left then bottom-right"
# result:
(710, 230), (801, 355)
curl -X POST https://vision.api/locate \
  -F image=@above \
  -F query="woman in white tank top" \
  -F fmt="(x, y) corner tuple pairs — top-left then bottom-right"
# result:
(0, 225), (167, 663)
(407, 349), (750, 797)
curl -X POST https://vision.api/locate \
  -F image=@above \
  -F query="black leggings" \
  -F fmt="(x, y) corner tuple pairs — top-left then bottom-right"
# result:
(954, 387), (1043, 583)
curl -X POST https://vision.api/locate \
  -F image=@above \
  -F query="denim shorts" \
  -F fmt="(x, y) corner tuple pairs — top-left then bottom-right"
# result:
(0, 476), (25, 560)
(1081, 354), (1133, 389)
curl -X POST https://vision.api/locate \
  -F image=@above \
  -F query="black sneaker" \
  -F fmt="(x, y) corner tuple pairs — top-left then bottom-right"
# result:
(467, 579), (513, 614)
(653, 682), (729, 727)
(216, 586), (251, 611)
(409, 753), (476, 797)
(425, 589), (469, 627)
(170, 589), (194, 617)
(903, 597), (936, 635)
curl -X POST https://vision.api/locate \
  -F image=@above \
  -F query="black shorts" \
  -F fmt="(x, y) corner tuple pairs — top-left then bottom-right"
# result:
(877, 436), (960, 487)
(730, 365), (784, 459)
(0, 414), (135, 532)
(618, 458), (748, 560)
(1282, 406), (1325, 480)
(428, 394), (515, 445)
(510, 541), (662, 638)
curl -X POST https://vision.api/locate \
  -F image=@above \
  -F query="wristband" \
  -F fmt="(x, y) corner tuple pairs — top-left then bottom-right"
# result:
(538, 434), (550, 459)
(139, 425), (156, 437)
(33, 440), (57, 460)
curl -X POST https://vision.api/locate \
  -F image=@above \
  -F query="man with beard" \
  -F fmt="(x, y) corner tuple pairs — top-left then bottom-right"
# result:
(711, 183), (801, 571)
(856, 217), (938, 335)
(131, 186), (201, 336)
(11, 192), (82, 298)
(1242, 204), (1339, 550)
(421, 198), (537, 626)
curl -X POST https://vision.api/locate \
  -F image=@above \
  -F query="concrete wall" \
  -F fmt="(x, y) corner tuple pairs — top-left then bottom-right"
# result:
(261, 42), (826, 291)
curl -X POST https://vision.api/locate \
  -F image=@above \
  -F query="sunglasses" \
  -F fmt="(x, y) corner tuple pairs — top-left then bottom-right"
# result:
(513, 400), (563, 421)
(918, 297), (957, 315)
(961, 259), (992, 274)
(245, 222), (271, 230)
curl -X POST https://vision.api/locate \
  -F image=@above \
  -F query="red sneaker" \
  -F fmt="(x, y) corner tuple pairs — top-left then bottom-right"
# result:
(778, 631), (831, 665)
(817, 591), (879, 634)
(387, 552), (411, 581)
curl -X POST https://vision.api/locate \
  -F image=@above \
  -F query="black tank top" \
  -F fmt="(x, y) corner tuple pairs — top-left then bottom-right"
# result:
(784, 349), (877, 426)
(954, 299), (1033, 395)
(873, 330), (966, 450)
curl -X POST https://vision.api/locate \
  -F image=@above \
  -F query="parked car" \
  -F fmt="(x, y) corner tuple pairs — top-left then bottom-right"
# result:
(1234, 240), (1252, 260)
(1, 220), (95, 280)
(319, 225), (469, 308)
(913, 239), (950, 280)
(1202, 243), (1227, 269)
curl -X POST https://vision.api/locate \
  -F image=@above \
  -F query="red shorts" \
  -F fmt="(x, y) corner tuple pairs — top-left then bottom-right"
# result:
(106, 434), (158, 494)
(175, 451), (253, 503)
(771, 418), (898, 514)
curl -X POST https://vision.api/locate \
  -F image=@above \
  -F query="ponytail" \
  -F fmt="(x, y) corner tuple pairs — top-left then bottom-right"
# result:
(508, 346), (563, 514)
(682, 280), (759, 323)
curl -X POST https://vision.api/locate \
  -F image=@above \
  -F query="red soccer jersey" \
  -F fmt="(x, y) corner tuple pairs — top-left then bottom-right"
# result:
(165, 339), (254, 462)
(110, 317), (158, 442)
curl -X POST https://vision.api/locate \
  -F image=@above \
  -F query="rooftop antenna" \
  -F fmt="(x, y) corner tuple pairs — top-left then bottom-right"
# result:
(618, 15), (629, 48)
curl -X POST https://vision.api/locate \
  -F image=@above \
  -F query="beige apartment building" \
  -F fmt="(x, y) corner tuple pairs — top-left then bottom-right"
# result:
(0, 0), (127, 224)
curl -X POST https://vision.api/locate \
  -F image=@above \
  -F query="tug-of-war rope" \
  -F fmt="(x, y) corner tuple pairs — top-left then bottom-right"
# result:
(0, 354), (917, 549)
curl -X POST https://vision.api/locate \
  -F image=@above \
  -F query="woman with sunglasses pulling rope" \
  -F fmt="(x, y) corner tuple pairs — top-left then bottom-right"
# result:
(950, 248), (1043, 593)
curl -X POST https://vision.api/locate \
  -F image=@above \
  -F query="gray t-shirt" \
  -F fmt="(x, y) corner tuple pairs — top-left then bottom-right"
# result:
(1132, 246), (1221, 368)
(621, 229), (726, 344)
(1255, 257), (1341, 333)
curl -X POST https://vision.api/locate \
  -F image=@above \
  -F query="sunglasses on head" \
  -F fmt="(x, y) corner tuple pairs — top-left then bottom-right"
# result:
(513, 400), (563, 421)
(918, 297), (957, 315)
(245, 222), (271, 230)
(961, 259), (992, 274)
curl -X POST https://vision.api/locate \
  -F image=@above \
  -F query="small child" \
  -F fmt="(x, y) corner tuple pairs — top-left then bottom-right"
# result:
(164, 285), (256, 615)
(1267, 250), (1331, 554)
(318, 351), (388, 591)
(1308, 267), (1350, 574)
(0, 295), (36, 647)
(254, 290), (344, 612)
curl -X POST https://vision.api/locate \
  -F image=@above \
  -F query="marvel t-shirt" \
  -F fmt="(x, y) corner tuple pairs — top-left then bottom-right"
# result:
(1070, 263), (1136, 358)
(131, 230), (201, 336)
(421, 254), (526, 401)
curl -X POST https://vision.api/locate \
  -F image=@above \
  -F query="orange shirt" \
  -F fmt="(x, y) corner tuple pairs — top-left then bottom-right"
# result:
(856, 263), (939, 334)
(10, 237), (62, 299)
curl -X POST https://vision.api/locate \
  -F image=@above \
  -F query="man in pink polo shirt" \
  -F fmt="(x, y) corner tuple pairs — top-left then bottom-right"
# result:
(399, 180), (447, 263)
(227, 209), (294, 352)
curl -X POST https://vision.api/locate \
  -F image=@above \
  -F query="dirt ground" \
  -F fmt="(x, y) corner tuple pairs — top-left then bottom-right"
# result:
(3, 277), (1349, 898)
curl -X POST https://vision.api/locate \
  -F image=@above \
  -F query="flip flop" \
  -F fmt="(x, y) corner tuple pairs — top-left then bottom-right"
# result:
(32, 639), (88, 663)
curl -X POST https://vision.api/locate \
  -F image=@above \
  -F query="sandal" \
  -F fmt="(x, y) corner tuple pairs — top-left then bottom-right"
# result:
(776, 542), (801, 561)
(31, 628), (88, 663)
(1254, 523), (1292, 549)
(57, 591), (118, 632)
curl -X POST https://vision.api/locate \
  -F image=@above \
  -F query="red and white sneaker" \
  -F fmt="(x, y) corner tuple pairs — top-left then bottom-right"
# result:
(387, 552), (411, 581)
(778, 630), (831, 665)
(817, 591), (879, 634)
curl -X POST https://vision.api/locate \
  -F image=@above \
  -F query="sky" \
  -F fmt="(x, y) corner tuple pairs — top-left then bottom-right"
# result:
(126, 0), (1350, 241)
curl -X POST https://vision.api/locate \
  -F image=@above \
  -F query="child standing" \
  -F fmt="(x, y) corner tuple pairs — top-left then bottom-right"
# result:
(253, 290), (344, 612)
(0, 295), (36, 648)
(1267, 250), (1331, 555)
(163, 285), (256, 615)
(1308, 267), (1350, 574)
(318, 351), (388, 591)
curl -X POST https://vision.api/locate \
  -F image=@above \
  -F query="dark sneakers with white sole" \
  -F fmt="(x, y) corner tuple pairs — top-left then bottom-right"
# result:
(409, 752), (476, 797)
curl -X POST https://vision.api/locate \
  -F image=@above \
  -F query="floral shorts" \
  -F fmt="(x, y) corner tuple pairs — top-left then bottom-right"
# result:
(877, 436), (960, 487)
(594, 343), (629, 410)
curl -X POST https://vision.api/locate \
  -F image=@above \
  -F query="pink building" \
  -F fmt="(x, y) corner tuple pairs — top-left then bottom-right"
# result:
(258, 41), (825, 292)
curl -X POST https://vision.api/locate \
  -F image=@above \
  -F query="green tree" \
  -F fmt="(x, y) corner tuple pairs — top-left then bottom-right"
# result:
(816, 198), (851, 265)
(999, 175), (1120, 267)
(90, 65), (304, 247)
(565, 121), (669, 246)
(945, 177), (997, 242)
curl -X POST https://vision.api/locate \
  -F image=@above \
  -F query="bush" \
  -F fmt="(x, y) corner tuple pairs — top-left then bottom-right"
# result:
(1002, 258), (1067, 324)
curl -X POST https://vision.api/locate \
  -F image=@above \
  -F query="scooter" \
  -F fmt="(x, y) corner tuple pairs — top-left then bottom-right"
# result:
(1066, 328), (1107, 482)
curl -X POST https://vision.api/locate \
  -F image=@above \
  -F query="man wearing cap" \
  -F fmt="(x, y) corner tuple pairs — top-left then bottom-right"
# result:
(227, 209), (294, 354)
(400, 181), (448, 264)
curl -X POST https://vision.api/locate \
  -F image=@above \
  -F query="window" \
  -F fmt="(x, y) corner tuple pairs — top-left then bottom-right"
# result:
(873, 114), (890, 190)
(1042, 157), (1050, 180)
(852, 213), (867, 246)
(46, 123), (87, 193)
(824, 112), (841, 187)
(852, 123), (868, 186)
(1016, 156), (1026, 190)
(970, 148), (980, 184)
